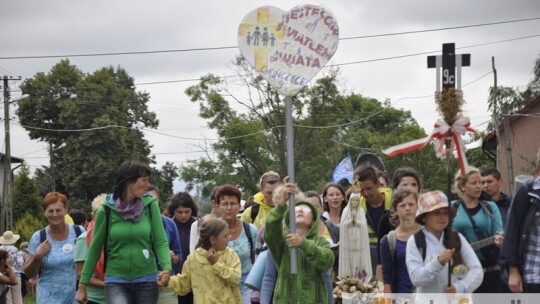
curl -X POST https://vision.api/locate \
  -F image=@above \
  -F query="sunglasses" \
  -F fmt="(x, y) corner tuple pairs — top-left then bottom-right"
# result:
(294, 206), (312, 214)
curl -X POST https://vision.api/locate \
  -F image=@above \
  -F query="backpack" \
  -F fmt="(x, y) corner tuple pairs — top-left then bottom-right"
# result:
(39, 224), (82, 244)
(85, 224), (106, 281)
(414, 229), (462, 262)
(250, 204), (260, 223)
(243, 221), (255, 263)
(386, 230), (397, 264)
(38, 224), (83, 287)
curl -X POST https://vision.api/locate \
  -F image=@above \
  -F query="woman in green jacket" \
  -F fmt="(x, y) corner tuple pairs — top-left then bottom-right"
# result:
(264, 183), (334, 304)
(76, 160), (172, 304)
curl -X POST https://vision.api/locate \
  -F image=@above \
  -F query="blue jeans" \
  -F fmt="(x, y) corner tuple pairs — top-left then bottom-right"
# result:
(105, 282), (159, 304)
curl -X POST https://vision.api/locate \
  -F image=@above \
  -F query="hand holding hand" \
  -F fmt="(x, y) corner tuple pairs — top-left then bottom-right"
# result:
(157, 270), (171, 287)
(286, 233), (304, 248)
(207, 248), (219, 265)
(437, 248), (455, 265)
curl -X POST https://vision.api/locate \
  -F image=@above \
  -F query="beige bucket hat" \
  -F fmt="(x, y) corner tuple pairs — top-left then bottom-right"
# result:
(415, 190), (456, 224)
(0, 231), (20, 245)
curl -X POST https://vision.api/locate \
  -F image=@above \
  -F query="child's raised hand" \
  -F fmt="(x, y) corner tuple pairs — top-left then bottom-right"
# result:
(207, 248), (219, 265)
(286, 233), (304, 248)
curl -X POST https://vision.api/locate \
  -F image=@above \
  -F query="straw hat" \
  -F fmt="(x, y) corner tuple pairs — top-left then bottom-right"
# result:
(415, 190), (456, 225)
(0, 231), (21, 245)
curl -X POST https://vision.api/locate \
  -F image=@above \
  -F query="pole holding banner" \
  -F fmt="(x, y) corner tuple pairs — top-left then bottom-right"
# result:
(383, 43), (471, 286)
(238, 5), (340, 274)
(284, 95), (297, 273)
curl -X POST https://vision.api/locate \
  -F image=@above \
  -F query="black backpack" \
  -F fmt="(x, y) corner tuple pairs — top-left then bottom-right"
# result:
(38, 224), (83, 288)
(414, 229), (462, 262)
(250, 204), (260, 223)
(39, 224), (83, 244)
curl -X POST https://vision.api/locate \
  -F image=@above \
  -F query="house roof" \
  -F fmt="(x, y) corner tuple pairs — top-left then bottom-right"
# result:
(0, 153), (24, 164)
(484, 94), (540, 143)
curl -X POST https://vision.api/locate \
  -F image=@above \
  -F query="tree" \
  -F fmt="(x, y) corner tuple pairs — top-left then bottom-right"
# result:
(14, 212), (46, 244)
(181, 56), (448, 195)
(487, 53), (540, 131)
(151, 162), (180, 209)
(17, 59), (158, 203)
(12, 163), (42, 223)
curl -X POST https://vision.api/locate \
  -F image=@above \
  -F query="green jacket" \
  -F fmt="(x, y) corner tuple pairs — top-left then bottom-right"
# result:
(264, 202), (334, 304)
(80, 194), (171, 284)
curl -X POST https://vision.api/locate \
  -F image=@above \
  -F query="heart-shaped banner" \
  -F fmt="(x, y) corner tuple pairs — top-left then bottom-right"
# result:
(238, 5), (339, 96)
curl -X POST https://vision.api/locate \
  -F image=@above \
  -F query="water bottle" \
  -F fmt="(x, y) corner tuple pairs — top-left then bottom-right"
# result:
(453, 264), (469, 279)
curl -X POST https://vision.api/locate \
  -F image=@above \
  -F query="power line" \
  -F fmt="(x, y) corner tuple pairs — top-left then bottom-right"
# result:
(334, 34), (540, 67)
(6, 34), (537, 92)
(340, 17), (540, 40)
(1, 17), (538, 61)
(135, 34), (539, 86)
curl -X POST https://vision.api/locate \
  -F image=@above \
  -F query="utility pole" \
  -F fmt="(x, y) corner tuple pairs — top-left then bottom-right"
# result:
(491, 57), (501, 169)
(49, 141), (56, 191)
(503, 102), (515, 196)
(2, 75), (21, 232)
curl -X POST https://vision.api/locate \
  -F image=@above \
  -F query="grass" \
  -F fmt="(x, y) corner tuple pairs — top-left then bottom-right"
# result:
(23, 294), (36, 304)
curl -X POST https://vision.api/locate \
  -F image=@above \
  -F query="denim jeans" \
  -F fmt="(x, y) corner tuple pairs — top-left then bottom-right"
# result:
(105, 282), (159, 304)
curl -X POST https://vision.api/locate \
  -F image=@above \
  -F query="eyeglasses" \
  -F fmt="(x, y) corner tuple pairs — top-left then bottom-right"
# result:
(45, 208), (65, 215)
(220, 202), (239, 209)
(295, 206), (312, 214)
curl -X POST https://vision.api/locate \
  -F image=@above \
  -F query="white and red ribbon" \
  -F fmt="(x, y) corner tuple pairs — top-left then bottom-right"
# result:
(383, 115), (477, 174)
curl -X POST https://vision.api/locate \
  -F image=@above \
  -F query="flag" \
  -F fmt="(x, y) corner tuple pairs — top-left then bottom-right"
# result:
(332, 155), (354, 184)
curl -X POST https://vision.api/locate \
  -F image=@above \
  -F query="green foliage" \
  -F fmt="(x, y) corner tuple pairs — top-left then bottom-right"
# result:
(181, 57), (450, 195)
(13, 164), (42, 223)
(17, 59), (158, 202)
(151, 162), (180, 210)
(14, 212), (46, 243)
(487, 52), (540, 131)
(465, 132), (494, 170)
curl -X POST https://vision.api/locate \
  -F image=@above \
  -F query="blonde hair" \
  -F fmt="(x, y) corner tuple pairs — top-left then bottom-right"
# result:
(258, 171), (280, 189)
(91, 194), (107, 216)
(454, 166), (480, 197)
(196, 218), (228, 250)
(19, 242), (29, 250)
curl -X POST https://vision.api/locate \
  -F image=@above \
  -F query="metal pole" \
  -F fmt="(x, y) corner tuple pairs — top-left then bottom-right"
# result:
(285, 96), (297, 274)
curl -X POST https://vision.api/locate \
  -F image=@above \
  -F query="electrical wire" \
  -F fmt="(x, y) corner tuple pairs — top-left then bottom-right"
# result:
(0, 17), (538, 60)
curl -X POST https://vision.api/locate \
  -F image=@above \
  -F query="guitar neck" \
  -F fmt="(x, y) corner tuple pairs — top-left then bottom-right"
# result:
(470, 236), (496, 250)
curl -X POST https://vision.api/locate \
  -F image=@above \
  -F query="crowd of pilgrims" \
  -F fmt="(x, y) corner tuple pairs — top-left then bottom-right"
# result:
(1, 156), (538, 304)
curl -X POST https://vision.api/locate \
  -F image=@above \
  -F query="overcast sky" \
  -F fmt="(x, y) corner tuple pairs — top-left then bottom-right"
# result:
(1, 0), (539, 186)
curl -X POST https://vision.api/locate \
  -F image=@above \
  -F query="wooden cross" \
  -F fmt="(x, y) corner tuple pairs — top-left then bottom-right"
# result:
(427, 43), (470, 94)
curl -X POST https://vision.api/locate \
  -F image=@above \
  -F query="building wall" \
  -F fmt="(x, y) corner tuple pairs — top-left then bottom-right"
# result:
(497, 101), (540, 195)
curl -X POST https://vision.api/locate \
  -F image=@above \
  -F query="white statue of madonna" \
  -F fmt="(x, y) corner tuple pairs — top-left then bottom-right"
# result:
(338, 192), (372, 277)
